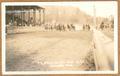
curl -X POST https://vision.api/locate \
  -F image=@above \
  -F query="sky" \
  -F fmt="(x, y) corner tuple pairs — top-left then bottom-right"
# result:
(4, 1), (117, 17)
(40, 1), (117, 17)
(77, 1), (117, 17)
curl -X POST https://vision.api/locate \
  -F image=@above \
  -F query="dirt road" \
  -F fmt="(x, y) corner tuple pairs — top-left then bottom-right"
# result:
(6, 31), (95, 71)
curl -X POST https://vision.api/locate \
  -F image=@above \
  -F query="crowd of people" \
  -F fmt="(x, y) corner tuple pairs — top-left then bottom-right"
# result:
(6, 19), (114, 33)
(99, 22), (114, 30)
(83, 24), (91, 31)
(43, 23), (75, 31)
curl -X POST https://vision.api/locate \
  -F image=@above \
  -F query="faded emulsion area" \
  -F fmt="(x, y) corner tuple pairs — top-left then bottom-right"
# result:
(5, 2), (115, 72)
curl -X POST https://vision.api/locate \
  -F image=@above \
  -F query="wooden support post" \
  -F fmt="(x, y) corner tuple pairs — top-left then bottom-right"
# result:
(29, 9), (32, 26)
(31, 9), (34, 26)
(21, 7), (23, 26)
(33, 9), (36, 26)
(23, 10), (25, 26)
(43, 9), (45, 24)
(27, 11), (29, 26)
(39, 9), (41, 26)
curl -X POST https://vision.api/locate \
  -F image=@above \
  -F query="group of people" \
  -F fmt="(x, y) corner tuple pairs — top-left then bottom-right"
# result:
(43, 23), (75, 31)
(83, 24), (91, 30)
(99, 22), (113, 30)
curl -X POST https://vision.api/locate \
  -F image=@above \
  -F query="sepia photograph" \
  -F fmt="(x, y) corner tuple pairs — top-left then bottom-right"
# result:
(2, 1), (118, 74)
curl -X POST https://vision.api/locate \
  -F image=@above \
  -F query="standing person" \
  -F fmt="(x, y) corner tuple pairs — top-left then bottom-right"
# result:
(88, 24), (90, 30)
(100, 22), (104, 30)
(83, 24), (85, 30)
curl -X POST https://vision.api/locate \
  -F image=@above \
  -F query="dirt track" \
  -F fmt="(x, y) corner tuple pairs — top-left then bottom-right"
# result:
(6, 31), (96, 71)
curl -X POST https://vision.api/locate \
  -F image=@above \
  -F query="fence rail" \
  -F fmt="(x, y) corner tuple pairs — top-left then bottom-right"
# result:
(92, 28), (114, 70)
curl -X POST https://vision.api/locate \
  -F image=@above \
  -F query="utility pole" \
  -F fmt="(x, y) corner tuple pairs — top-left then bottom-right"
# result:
(93, 3), (98, 70)
(93, 4), (96, 27)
